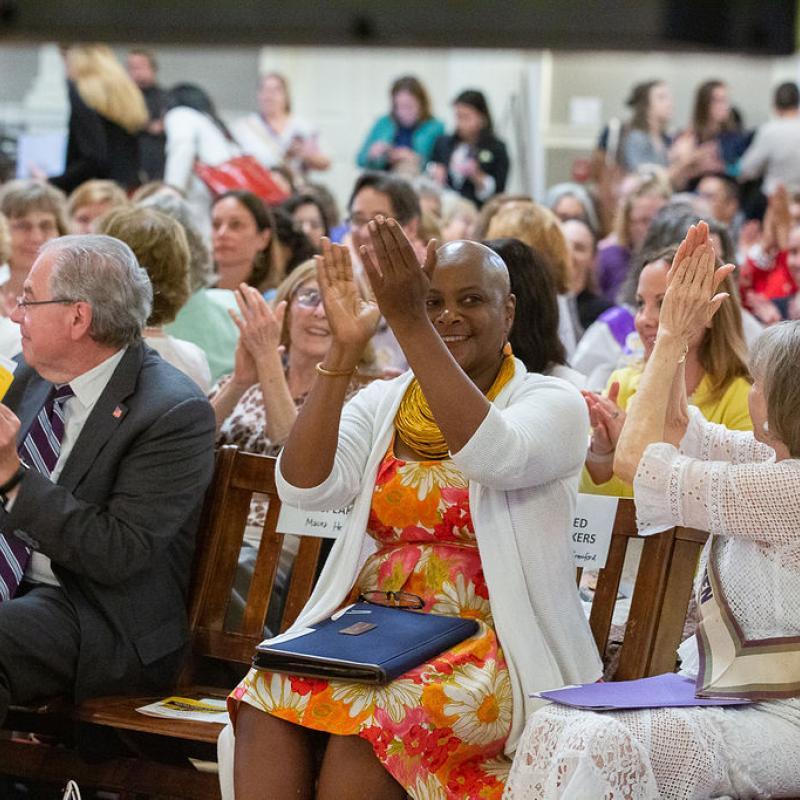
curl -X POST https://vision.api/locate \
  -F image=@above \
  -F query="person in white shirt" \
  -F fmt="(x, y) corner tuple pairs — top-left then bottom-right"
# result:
(739, 81), (800, 196)
(232, 72), (329, 185)
(163, 83), (239, 234)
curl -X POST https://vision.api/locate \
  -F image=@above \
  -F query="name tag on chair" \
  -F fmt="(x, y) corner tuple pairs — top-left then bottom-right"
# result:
(571, 494), (618, 569)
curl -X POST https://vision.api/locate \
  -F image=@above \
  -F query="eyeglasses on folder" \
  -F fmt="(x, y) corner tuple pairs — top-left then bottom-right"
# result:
(358, 590), (424, 610)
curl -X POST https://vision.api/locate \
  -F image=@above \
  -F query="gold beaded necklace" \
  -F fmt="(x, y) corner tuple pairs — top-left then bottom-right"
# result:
(394, 348), (516, 460)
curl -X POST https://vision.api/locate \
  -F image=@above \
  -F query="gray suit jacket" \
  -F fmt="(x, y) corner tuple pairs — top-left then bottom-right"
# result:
(1, 341), (215, 701)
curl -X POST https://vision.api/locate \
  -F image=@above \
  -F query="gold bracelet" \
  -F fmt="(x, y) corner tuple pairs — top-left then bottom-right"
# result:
(677, 342), (689, 364)
(315, 362), (357, 378)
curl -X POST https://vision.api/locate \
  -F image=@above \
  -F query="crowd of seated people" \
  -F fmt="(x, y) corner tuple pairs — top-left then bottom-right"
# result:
(0, 46), (799, 800)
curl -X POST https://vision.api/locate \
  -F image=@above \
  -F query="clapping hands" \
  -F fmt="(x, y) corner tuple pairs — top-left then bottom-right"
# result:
(229, 284), (286, 388)
(316, 238), (380, 353)
(661, 221), (734, 343)
(360, 216), (437, 328)
(583, 381), (625, 457)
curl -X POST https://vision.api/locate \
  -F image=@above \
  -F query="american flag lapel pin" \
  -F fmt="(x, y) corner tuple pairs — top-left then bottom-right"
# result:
(113, 406), (123, 419)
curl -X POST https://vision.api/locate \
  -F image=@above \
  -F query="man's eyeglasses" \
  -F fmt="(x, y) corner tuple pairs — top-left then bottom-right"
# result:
(15, 297), (78, 310)
(358, 590), (424, 610)
(293, 288), (323, 309)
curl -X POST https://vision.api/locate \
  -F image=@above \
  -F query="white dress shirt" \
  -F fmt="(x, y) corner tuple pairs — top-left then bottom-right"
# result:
(25, 348), (126, 584)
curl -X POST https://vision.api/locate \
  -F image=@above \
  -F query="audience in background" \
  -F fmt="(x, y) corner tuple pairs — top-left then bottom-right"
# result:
(126, 48), (168, 182)
(66, 179), (128, 233)
(49, 45), (148, 193)
(233, 72), (330, 185)
(430, 89), (509, 206)
(357, 75), (445, 176)
(98, 205), (212, 391)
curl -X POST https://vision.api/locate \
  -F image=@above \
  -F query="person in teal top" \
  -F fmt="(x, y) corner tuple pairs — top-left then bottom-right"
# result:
(356, 76), (444, 175)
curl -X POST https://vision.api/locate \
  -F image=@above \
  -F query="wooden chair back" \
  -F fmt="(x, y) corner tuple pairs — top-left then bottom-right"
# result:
(582, 497), (708, 680)
(181, 445), (326, 679)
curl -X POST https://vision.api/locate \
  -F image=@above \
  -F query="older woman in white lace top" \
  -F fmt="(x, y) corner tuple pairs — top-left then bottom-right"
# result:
(505, 222), (800, 800)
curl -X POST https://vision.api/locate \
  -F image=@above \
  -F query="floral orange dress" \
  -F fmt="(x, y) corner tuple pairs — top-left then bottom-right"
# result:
(230, 439), (513, 799)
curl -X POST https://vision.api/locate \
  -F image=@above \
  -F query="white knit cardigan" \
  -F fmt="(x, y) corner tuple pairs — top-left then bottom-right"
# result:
(275, 358), (603, 754)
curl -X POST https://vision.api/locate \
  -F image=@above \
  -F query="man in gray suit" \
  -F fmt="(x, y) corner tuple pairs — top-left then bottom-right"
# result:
(0, 234), (215, 720)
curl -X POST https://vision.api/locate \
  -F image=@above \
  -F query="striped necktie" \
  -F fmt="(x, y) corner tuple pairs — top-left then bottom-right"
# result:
(0, 384), (74, 601)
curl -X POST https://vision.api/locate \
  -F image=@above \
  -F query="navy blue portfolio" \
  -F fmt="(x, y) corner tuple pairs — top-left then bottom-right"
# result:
(252, 602), (479, 684)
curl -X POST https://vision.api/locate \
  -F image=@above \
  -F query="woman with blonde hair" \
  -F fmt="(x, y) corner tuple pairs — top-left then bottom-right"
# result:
(98, 205), (212, 391)
(485, 200), (581, 357)
(49, 44), (148, 193)
(67, 179), (129, 233)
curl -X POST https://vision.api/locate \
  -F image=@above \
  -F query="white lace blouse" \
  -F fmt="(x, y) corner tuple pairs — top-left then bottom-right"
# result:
(634, 406), (800, 673)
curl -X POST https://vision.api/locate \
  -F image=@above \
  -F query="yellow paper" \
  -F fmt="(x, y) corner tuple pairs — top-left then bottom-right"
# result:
(0, 355), (16, 402)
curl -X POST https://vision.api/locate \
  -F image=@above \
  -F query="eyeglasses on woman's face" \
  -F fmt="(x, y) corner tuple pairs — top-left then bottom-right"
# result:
(293, 287), (323, 309)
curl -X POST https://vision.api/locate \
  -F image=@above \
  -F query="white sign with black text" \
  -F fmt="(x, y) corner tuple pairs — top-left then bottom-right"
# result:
(570, 494), (619, 569)
(276, 503), (353, 539)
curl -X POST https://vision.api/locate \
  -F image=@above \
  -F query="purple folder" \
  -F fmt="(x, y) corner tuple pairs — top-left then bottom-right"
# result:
(534, 673), (751, 711)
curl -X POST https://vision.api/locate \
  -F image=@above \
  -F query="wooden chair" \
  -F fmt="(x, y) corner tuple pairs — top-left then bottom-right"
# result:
(0, 446), (328, 799)
(581, 497), (708, 680)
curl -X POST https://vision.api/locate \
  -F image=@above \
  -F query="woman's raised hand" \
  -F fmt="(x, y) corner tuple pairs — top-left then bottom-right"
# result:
(662, 221), (734, 343)
(360, 216), (437, 327)
(228, 284), (286, 386)
(316, 237), (379, 352)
